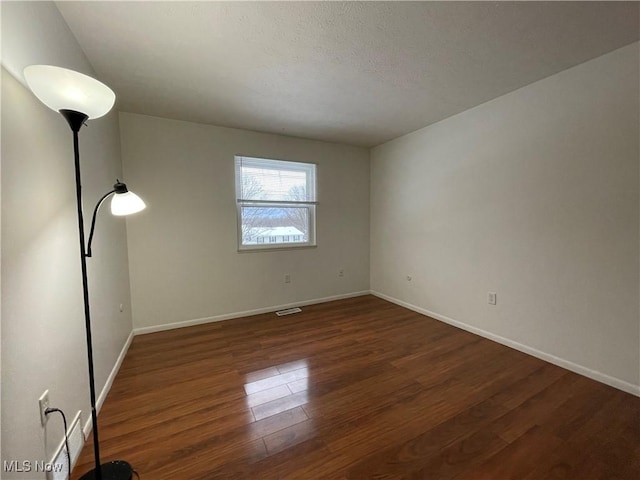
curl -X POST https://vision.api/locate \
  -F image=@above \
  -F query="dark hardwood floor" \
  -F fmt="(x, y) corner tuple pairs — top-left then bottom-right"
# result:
(72, 295), (639, 479)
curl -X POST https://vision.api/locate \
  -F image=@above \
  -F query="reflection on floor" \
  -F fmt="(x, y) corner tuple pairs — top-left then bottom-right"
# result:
(243, 360), (315, 454)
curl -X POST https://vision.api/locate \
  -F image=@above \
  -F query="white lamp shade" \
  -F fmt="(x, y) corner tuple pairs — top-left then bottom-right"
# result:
(110, 191), (146, 216)
(23, 65), (115, 119)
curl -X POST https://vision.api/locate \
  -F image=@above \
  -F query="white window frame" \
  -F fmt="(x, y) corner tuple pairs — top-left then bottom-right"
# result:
(235, 155), (317, 251)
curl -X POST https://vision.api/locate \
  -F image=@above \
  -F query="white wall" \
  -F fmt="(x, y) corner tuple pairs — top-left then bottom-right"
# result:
(120, 113), (370, 330)
(371, 43), (640, 393)
(1, 2), (133, 477)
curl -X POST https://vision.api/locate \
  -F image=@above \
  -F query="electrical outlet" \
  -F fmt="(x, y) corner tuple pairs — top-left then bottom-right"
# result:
(488, 292), (497, 305)
(39, 390), (50, 426)
(119, 303), (123, 312)
(338, 269), (344, 277)
(284, 274), (291, 284)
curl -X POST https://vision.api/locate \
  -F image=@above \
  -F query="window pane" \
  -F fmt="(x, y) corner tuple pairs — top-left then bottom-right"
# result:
(241, 167), (309, 201)
(241, 206), (310, 246)
(236, 156), (316, 202)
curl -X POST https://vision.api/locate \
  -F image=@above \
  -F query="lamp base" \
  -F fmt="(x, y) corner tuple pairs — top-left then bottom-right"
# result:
(78, 460), (133, 480)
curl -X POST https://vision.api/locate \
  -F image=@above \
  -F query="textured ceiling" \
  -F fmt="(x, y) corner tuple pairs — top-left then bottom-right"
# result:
(56, 1), (639, 147)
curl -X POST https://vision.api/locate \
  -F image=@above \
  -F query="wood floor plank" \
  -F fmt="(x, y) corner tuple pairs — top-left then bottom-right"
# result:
(452, 425), (565, 480)
(71, 295), (639, 479)
(488, 372), (584, 443)
(410, 428), (509, 480)
(345, 397), (510, 479)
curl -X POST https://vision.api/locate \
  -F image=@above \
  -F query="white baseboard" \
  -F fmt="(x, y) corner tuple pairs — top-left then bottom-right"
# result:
(83, 330), (134, 438)
(133, 291), (371, 335)
(371, 290), (640, 397)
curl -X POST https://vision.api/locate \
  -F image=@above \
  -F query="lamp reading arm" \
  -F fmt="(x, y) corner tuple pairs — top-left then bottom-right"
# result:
(86, 181), (128, 258)
(86, 190), (115, 258)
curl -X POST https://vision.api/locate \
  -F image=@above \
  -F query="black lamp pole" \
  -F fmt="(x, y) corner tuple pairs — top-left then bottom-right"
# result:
(60, 109), (133, 480)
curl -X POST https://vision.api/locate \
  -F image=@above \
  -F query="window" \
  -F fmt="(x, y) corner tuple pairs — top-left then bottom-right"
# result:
(235, 156), (317, 250)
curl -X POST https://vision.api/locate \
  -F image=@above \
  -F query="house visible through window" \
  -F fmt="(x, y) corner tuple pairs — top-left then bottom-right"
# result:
(235, 156), (317, 250)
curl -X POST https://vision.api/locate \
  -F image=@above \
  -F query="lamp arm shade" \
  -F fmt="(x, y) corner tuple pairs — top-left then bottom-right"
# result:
(111, 191), (146, 216)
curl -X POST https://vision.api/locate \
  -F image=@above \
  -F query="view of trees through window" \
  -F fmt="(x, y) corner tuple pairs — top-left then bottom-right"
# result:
(241, 206), (309, 245)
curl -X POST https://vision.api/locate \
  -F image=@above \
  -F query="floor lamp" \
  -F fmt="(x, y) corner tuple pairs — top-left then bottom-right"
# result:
(24, 65), (146, 480)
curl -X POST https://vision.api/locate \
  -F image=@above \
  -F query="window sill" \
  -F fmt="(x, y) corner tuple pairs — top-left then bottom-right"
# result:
(237, 244), (318, 253)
